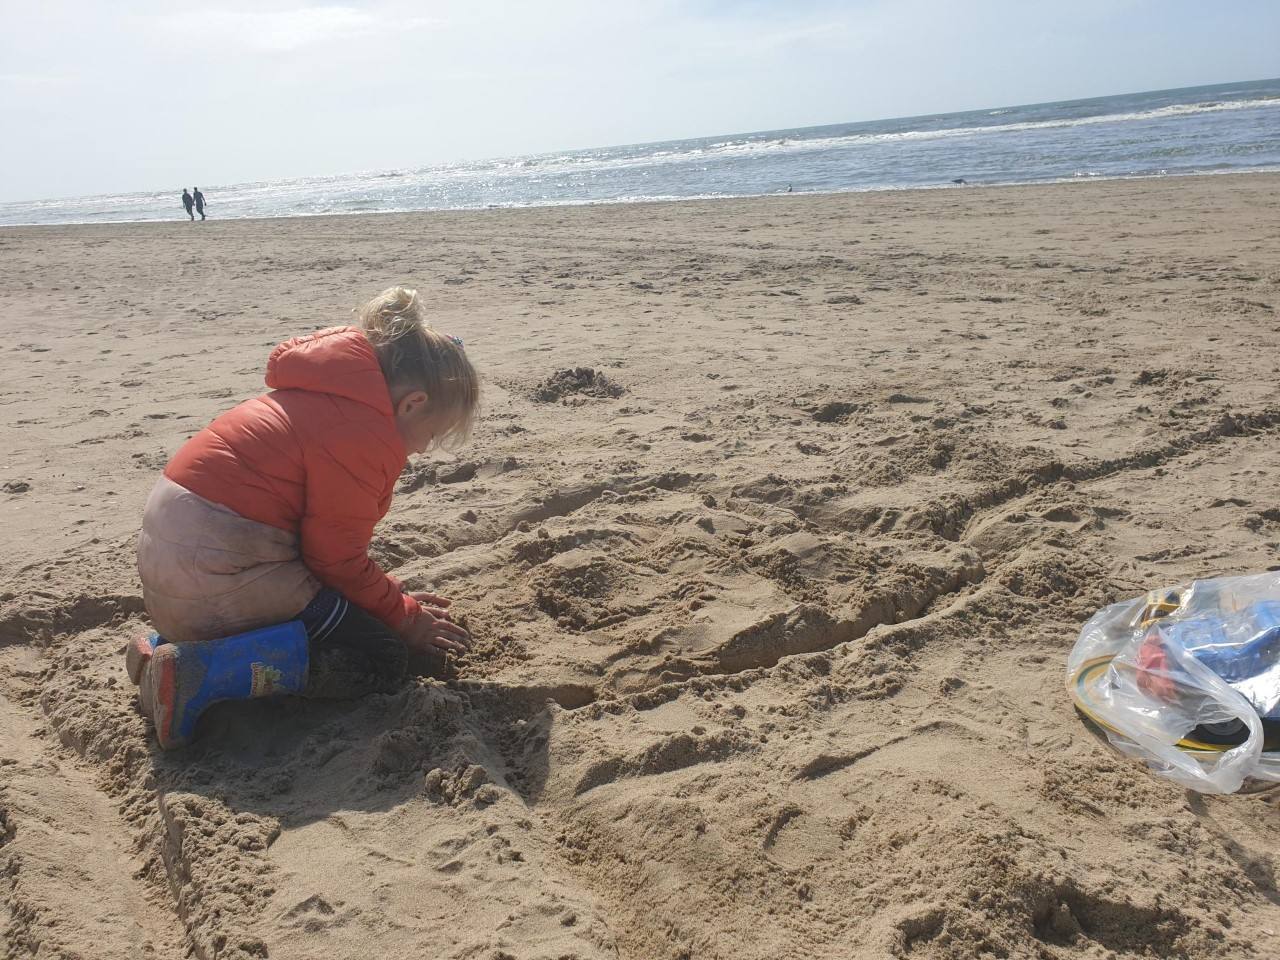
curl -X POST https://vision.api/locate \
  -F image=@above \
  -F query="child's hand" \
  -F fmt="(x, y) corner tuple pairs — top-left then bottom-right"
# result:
(402, 609), (471, 656)
(411, 591), (454, 619)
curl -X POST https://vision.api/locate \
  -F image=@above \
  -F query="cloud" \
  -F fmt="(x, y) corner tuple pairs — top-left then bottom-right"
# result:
(148, 5), (443, 54)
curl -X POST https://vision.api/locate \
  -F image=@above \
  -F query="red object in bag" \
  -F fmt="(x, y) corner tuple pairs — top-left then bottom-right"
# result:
(1135, 629), (1177, 701)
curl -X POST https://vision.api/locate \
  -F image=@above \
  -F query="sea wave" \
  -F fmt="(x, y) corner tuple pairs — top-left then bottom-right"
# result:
(454, 95), (1280, 180)
(657, 96), (1280, 161)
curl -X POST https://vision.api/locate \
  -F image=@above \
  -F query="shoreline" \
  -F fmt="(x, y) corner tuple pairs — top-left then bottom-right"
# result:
(3, 166), (1278, 231)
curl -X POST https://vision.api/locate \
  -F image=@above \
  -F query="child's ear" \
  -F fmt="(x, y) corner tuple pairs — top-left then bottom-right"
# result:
(396, 390), (430, 418)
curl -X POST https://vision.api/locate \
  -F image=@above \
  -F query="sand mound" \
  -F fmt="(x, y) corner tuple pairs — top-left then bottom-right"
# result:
(3, 175), (1280, 958)
(532, 367), (625, 403)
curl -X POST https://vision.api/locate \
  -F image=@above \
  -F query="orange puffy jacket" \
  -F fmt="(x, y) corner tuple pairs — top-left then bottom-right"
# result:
(164, 326), (420, 629)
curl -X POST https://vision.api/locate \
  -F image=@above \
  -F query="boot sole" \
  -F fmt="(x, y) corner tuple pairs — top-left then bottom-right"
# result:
(141, 645), (188, 750)
(126, 633), (157, 685)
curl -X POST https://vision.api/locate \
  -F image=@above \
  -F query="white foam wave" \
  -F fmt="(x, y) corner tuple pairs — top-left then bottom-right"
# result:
(661, 96), (1280, 163)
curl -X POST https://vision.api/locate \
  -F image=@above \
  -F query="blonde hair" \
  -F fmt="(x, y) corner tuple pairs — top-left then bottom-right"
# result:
(358, 285), (480, 449)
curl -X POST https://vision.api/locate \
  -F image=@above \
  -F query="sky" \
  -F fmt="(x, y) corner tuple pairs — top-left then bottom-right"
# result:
(1, 0), (1277, 202)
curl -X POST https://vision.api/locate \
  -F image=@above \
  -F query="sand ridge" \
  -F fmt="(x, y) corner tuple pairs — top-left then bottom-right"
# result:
(2, 174), (1280, 958)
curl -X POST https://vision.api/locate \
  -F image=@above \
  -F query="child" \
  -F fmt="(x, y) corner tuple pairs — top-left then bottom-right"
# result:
(130, 286), (480, 748)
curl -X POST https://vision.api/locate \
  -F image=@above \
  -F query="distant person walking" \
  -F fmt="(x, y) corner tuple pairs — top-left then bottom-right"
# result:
(181, 188), (194, 221)
(193, 187), (207, 221)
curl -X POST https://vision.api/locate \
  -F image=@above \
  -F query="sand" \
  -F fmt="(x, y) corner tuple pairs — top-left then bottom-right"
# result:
(2, 173), (1280, 959)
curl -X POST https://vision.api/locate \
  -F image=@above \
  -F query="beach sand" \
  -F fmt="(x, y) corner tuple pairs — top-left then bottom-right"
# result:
(2, 173), (1279, 959)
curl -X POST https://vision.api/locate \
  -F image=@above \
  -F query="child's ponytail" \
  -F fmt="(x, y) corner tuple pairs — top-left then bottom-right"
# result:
(358, 286), (480, 449)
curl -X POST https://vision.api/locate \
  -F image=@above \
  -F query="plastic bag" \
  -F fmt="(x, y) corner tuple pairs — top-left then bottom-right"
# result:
(1067, 571), (1280, 794)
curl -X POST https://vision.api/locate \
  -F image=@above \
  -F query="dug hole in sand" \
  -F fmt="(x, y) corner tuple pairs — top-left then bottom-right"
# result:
(2, 174), (1280, 959)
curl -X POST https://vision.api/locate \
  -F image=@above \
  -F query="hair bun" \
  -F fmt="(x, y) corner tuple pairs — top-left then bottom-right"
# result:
(356, 285), (482, 451)
(362, 286), (423, 341)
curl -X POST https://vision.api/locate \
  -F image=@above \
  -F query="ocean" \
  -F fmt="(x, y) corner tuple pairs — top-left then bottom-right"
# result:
(2, 78), (1277, 227)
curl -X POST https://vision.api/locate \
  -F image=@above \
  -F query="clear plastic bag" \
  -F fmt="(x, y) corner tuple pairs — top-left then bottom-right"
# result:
(1067, 572), (1280, 794)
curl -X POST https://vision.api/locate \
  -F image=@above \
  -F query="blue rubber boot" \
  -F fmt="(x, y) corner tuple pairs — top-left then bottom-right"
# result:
(139, 621), (309, 749)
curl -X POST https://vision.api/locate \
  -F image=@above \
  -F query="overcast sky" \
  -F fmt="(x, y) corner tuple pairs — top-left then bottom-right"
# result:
(1, 0), (1277, 202)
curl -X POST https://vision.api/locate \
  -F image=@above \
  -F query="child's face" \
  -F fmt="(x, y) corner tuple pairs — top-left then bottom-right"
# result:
(394, 390), (451, 455)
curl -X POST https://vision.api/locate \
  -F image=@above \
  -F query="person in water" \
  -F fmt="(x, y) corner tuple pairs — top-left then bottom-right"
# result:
(181, 188), (194, 221)
(129, 286), (480, 748)
(193, 187), (206, 220)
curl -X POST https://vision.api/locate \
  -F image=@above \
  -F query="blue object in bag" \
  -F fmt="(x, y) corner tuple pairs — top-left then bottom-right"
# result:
(1156, 601), (1280, 720)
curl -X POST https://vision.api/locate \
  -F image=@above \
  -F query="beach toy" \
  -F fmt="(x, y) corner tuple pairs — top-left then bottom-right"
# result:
(1068, 572), (1280, 794)
(138, 620), (309, 749)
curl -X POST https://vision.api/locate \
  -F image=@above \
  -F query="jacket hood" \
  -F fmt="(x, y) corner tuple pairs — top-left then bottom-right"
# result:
(265, 326), (394, 416)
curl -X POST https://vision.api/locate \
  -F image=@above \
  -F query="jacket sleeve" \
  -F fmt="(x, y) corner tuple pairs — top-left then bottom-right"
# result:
(299, 424), (420, 630)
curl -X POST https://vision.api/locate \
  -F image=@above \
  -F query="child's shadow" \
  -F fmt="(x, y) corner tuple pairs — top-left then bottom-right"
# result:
(150, 652), (558, 826)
